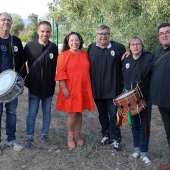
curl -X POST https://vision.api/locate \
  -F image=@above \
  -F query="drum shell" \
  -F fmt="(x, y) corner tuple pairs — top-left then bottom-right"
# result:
(113, 88), (146, 116)
(0, 70), (24, 103)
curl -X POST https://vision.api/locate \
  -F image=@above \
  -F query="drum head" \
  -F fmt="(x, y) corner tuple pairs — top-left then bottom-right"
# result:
(0, 70), (17, 96)
(116, 90), (135, 100)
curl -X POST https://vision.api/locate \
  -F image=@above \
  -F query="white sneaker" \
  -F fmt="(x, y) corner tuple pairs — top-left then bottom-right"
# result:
(6, 140), (23, 151)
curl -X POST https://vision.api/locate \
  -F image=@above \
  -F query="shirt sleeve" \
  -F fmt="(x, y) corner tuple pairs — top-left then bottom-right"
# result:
(55, 52), (68, 81)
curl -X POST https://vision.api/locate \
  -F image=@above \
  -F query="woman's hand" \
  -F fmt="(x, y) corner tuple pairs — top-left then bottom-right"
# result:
(62, 87), (70, 98)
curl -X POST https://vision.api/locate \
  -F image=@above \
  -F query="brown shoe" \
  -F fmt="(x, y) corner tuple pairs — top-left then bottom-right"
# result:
(157, 164), (170, 170)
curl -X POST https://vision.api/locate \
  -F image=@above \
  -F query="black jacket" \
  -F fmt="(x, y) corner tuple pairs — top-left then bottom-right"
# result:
(122, 52), (153, 100)
(0, 35), (24, 75)
(150, 47), (170, 108)
(88, 41), (126, 99)
(23, 39), (58, 99)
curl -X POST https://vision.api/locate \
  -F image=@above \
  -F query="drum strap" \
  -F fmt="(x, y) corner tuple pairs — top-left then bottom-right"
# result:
(20, 42), (53, 79)
(154, 50), (170, 66)
(29, 42), (53, 73)
(8, 35), (16, 71)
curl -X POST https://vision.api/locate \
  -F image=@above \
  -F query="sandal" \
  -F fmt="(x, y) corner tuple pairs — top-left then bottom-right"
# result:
(67, 132), (76, 150)
(74, 131), (84, 147)
(130, 152), (140, 159)
(140, 156), (151, 165)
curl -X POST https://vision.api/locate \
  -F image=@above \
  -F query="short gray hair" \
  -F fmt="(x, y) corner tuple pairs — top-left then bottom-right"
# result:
(96, 25), (110, 34)
(0, 12), (12, 21)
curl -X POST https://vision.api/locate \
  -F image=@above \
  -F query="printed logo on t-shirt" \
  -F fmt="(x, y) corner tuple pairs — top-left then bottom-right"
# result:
(126, 63), (130, 69)
(49, 53), (53, 59)
(0, 45), (7, 51)
(111, 50), (115, 57)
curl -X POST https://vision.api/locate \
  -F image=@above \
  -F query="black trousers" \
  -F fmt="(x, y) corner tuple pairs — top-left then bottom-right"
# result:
(158, 107), (170, 149)
(94, 98), (121, 140)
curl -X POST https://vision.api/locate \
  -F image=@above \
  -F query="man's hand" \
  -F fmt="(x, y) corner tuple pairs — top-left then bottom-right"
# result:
(121, 52), (131, 60)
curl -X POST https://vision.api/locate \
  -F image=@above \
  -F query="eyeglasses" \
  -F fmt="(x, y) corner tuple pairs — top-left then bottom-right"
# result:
(130, 43), (142, 47)
(159, 31), (170, 37)
(97, 32), (110, 36)
(0, 18), (12, 22)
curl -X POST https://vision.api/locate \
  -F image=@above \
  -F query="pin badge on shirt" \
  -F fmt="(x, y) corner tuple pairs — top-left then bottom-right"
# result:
(126, 63), (130, 69)
(111, 50), (115, 56)
(49, 53), (53, 59)
(13, 46), (18, 52)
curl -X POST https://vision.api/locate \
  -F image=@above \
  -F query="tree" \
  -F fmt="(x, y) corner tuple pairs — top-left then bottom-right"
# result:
(10, 14), (24, 37)
(47, 0), (170, 51)
(21, 13), (39, 42)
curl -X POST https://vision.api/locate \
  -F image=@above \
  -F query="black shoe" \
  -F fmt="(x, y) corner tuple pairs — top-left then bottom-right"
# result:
(25, 137), (33, 149)
(41, 135), (50, 146)
(110, 138), (121, 150)
(100, 136), (110, 146)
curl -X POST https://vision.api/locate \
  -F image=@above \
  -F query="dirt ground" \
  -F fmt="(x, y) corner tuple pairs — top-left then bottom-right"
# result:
(0, 84), (169, 170)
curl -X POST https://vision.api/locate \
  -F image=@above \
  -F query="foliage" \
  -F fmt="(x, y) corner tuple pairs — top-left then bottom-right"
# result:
(20, 13), (39, 42)
(10, 14), (24, 37)
(46, 0), (170, 51)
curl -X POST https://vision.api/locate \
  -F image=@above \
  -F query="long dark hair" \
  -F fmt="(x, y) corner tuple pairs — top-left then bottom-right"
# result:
(62, 31), (84, 52)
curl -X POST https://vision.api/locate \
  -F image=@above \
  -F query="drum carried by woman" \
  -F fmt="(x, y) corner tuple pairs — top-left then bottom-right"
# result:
(114, 35), (153, 165)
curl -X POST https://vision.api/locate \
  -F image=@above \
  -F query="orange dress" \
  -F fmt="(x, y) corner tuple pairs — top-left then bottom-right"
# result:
(55, 50), (94, 112)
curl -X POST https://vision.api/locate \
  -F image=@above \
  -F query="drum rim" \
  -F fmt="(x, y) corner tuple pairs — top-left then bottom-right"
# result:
(0, 70), (18, 96)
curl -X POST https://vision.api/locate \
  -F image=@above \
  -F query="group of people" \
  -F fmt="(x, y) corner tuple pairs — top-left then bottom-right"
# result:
(0, 12), (170, 169)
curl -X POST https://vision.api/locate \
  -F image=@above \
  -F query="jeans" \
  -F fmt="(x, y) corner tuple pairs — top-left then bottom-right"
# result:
(0, 98), (18, 142)
(158, 107), (170, 149)
(94, 99), (121, 140)
(26, 92), (53, 138)
(131, 100), (152, 156)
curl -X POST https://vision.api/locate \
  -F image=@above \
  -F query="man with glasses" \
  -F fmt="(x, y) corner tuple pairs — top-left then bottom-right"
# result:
(88, 25), (126, 150)
(0, 12), (24, 151)
(150, 23), (170, 170)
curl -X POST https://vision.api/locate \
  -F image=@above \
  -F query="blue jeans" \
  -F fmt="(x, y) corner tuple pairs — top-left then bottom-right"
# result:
(94, 99), (121, 140)
(0, 98), (18, 142)
(131, 100), (152, 156)
(26, 92), (53, 138)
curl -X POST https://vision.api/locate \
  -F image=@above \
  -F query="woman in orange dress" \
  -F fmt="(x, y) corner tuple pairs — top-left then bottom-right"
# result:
(55, 31), (94, 150)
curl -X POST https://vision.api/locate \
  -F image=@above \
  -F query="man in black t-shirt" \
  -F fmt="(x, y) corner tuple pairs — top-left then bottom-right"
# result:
(0, 12), (24, 151)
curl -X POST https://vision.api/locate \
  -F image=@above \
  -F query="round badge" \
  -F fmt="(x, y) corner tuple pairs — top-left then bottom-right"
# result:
(111, 50), (115, 56)
(49, 53), (53, 59)
(126, 63), (130, 69)
(14, 46), (18, 52)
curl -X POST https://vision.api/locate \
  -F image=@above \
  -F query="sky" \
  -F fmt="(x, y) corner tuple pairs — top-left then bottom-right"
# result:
(0, 0), (53, 19)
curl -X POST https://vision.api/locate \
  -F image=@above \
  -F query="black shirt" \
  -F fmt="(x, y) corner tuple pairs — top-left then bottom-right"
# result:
(88, 41), (126, 99)
(24, 39), (58, 99)
(150, 46), (170, 108)
(122, 52), (153, 100)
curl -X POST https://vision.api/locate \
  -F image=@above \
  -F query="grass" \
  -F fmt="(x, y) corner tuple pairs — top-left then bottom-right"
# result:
(0, 87), (168, 170)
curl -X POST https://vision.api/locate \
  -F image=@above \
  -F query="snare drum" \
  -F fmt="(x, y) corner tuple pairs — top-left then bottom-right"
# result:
(0, 70), (24, 103)
(113, 88), (146, 116)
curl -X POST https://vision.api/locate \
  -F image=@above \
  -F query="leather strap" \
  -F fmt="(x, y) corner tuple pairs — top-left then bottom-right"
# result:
(154, 50), (170, 66)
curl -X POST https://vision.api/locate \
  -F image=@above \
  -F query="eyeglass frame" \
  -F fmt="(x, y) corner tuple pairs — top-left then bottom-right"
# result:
(158, 31), (170, 37)
(130, 43), (142, 47)
(96, 32), (110, 36)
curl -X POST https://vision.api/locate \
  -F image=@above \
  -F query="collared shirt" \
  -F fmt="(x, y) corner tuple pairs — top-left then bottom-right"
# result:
(96, 42), (112, 49)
